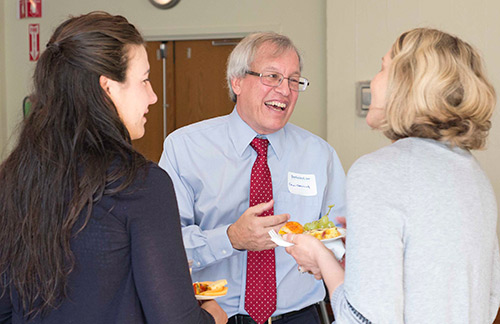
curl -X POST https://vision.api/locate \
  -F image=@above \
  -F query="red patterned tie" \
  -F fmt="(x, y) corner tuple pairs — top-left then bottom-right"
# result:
(244, 137), (277, 324)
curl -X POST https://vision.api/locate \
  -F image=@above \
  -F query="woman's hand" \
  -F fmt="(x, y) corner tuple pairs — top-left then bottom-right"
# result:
(335, 216), (347, 268)
(284, 233), (345, 293)
(201, 300), (228, 324)
(283, 234), (333, 280)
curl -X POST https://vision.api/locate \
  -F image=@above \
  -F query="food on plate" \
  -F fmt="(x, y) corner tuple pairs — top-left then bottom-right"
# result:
(303, 204), (336, 231)
(305, 227), (341, 240)
(278, 221), (304, 235)
(280, 204), (342, 241)
(193, 279), (228, 297)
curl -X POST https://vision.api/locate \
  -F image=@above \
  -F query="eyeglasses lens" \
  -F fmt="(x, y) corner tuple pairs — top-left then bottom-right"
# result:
(260, 73), (308, 92)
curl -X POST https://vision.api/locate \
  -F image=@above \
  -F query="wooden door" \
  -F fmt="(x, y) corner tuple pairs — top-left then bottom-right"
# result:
(132, 41), (174, 163)
(133, 39), (240, 162)
(173, 39), (238, 129)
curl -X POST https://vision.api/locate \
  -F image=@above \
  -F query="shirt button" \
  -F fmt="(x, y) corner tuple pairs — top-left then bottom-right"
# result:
(222, 249), (227, 254)
(197, 261), (201, 266)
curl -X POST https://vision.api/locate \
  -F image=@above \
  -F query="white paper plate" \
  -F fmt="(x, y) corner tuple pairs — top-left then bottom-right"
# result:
(319, 227), (346, 244)
(269, 228), (346, 260)
(321, 228), (346, 260)
(195, 294), (225, 300)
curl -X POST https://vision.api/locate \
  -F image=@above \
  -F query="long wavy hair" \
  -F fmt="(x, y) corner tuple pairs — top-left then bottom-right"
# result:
(381, 28), (496, 150)
(0, 11), (148, 318)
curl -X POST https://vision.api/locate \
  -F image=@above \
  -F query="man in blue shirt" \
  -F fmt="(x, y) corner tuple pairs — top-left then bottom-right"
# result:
(159, 32), (346, 324)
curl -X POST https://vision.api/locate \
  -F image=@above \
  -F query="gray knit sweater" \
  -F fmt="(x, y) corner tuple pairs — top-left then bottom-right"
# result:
(331, 137), (500, 324)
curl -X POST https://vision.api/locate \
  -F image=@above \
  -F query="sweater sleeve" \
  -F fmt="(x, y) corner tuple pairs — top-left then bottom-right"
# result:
(330, 284), (373, 324)
(341, 152), (407, 324)
(490, 239), (500, 323)
(125, 165), (215, 323)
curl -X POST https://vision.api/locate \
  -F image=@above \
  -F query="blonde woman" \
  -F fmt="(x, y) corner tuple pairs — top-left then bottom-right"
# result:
(285, 28), (500, 323)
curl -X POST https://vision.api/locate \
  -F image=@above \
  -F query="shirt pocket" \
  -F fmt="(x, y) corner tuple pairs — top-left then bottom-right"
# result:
(275, 191), (321, 222)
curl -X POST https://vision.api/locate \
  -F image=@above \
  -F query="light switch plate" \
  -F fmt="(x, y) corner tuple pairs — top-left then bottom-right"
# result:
(356, 81), (371, 117)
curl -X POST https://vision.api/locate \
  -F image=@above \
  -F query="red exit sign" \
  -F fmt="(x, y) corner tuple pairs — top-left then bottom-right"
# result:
(18, 0), (42, 19)
(29, 24), (40, 61)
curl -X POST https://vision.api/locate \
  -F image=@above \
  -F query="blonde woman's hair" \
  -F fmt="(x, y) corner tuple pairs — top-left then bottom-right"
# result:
(381, 28), (496, 150)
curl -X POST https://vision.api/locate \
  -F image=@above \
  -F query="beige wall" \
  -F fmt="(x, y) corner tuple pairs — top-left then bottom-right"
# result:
(0, 0), (326, 157)
(327, 0), (500, 238)
(1, 1), (499, 235)
(0, 1), (6, 159)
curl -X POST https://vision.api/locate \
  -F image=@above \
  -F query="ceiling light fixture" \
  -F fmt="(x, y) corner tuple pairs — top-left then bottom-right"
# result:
(149, 0), (181, 9)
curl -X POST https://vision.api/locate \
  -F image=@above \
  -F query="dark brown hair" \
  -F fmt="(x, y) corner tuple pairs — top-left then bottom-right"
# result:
(0, 11), (147, 318)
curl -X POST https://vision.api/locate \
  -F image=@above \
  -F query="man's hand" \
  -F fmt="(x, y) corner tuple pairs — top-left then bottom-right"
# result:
(227, 200), (289, 251)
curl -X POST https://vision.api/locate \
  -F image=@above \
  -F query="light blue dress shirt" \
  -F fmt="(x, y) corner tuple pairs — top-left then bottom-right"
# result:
(159, 107), (346, 318)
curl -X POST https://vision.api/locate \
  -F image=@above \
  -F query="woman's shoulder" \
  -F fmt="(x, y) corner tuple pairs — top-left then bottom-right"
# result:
(143, 161), (170, 179)
(349, 137), (436, 173)
(115, 161), (174, 199)
(346, 138), (434, 193)
(136, 161), (173, 188)
(105, 162), (177, 220)
(349, 140), (409, 174)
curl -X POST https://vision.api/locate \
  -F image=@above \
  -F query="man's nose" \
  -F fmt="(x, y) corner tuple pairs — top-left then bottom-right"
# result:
(274, 78), (291, 96)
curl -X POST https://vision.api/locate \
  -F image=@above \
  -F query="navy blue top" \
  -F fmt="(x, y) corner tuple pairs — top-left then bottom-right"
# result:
(0, 162), (214, 324)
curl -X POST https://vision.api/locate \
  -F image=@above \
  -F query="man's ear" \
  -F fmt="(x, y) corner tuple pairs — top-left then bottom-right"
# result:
(231, 77), (242, 96)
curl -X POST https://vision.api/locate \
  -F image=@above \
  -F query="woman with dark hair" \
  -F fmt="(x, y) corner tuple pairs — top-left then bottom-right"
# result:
(0, 11), (226, 324)
(284, 28), (500, 323)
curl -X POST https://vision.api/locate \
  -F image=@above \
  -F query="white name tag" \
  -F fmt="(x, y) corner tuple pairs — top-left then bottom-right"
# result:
(287, 172), (317, 196)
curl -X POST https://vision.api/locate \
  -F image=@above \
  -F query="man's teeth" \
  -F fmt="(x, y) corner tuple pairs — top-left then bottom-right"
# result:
(265, 101), (287, 110)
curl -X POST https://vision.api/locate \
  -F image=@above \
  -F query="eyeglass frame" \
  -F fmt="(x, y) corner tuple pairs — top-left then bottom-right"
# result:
(245, 70), (310, 92)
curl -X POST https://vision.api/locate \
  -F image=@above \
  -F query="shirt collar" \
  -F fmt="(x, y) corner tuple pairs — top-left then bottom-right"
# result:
(228, 106), (286, 160)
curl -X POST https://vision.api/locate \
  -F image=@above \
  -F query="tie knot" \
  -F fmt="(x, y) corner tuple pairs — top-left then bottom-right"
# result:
(250, 137), (269, 157)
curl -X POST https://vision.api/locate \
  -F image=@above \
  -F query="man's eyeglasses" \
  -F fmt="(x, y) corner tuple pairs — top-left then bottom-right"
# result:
(245, 71), (310, 92)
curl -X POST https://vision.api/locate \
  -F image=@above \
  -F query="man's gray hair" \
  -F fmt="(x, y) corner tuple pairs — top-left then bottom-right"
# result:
(226, 32), (303, 102)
